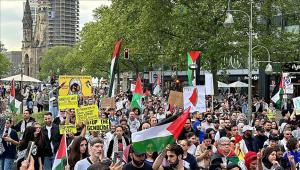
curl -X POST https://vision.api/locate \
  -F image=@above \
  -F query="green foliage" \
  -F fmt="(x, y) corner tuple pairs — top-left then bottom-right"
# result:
(50, 0), (299, 82)
(0, 53), (11, 77)
(39, 46), (73, 79)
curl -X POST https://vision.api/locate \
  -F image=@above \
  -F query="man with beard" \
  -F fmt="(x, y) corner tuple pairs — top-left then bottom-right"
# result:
(263, 120), (272, 137)
(215, 118), (231, 141)
(42, 112), (61, 170)
(153, 144), (186, 170)
(253, 126), (268, 150)
(178, 118), (195, 140)
(241, 125), (258, 152)
(122, 146), (152, 170)
(201, 113), (215, 133)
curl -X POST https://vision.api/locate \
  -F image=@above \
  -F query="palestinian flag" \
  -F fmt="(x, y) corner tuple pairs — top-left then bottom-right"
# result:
(153, 76), (161, 96)
(108, 40), (121, 97)
(8, 80), (21, 113)
(131, 76), (143, 110)
(52, 135), (67, 170)
(187, 51), (201, 86)
(132, 107), (191, 153)
(271, 75), (284, 109)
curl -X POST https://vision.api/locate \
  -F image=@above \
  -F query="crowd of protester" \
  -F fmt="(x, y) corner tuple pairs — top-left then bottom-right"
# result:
(0, 82), (299, 170)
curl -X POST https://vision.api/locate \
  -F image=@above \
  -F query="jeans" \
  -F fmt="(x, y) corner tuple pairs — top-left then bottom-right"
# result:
(44, 156), (54, 170)
(49, 106), (58, 118)
(0, 158), (14, 170)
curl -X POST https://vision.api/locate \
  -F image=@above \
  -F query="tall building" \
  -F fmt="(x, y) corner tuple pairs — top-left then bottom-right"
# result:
(48, 0), (80, 46)
(22, 0), (79, 78)
(4, 51), (22, 76)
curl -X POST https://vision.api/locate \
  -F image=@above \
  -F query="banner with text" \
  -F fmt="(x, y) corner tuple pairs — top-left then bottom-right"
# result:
(59, 75), (92, 97)
(59, 125), (77, 134)
(58, 95), (78, 110)
(87, 119), (110, 132)
(76, 105), (99, 124)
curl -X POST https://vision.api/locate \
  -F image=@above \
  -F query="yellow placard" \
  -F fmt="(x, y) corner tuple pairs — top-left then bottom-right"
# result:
(59, 75), (92, 97)
(58, 95), (78, 110)
(76, 105), (99, 124)
(87, 119), (110, 132)
(59, 125), (77, 134)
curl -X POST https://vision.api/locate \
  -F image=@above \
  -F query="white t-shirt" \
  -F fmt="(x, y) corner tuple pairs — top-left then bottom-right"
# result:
(74, 158), (92, 170)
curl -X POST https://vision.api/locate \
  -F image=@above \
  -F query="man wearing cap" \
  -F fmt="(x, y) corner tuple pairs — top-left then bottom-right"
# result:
(241, 125), (258, 152)
(122, 146), (152, 170)
(253, 126), (268, 150)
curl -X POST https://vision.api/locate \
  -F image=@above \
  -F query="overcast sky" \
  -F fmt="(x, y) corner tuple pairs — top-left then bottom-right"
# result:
(0, 0), (112, 51)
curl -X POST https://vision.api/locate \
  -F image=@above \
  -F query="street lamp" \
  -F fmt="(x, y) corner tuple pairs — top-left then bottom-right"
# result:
(252, 45), (273, 75)
(224, 0), (253, 123)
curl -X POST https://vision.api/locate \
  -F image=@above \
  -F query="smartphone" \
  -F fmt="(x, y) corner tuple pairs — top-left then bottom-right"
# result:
(207, 145), (212, 150)
(25, 141), (35, 161)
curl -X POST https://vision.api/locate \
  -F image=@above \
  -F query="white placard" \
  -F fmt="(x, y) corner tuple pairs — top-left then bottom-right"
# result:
(183, 86), (206, 112)
(116, 101), (123, 111)
(285, 84), (294, 94)
(205, 73), (214, 95)
(293, 96), (300, 115)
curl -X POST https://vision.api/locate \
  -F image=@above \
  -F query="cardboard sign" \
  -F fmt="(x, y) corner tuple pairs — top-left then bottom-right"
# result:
(101, 98), (116, 109)
(183, 86), (206, 112)
(58, 95), (78, 110)
(87, 119), (110, 132)
(116, 101), (123, 111)
(293, 96), (300, 115)
(59, 125), (77, 134)
(168, 90), (183, 107)
(76, 105), (99, 123)
(59, 75), (92, 97)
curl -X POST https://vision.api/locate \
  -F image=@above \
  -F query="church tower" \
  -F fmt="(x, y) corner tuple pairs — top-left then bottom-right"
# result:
(22, 0), (33, 48)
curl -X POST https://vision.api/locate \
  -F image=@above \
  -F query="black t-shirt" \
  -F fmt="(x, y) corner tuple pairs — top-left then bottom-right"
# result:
(122, 162), (153, 170)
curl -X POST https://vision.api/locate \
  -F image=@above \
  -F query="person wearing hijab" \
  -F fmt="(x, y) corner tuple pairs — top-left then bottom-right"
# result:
(257, 147), (281, 170)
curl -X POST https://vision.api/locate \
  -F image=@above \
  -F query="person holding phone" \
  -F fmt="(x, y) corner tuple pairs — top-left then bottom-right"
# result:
(195, 134), (214, 169)
(0, 119), (19, 170)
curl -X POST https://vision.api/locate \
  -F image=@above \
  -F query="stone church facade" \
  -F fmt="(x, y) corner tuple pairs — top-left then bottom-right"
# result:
(22, 0), (79, 78)
(22, 0), (49, 78)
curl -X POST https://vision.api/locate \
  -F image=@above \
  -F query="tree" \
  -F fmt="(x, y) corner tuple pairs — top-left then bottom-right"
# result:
(0, 53), (11, 77)
(75, 0), (300, 92)
(39, 46), (73, 79)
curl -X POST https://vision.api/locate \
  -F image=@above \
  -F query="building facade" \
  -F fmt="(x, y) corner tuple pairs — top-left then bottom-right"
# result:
(4, 51), (22, 76)
(22, 0), (79, 78)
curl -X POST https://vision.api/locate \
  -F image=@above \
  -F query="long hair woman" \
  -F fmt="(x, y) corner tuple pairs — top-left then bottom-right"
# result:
(33, 122), (45, 170)
(68, 136), (89, 170)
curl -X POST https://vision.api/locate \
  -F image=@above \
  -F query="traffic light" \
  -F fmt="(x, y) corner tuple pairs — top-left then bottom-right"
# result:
(175, 79), (180, 91)
(124, 48), (129, 59)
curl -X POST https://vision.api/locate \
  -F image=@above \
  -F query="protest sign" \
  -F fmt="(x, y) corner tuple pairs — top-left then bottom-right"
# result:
(76, 105), (99, 123)
(116, 101), (123, 111)
(293, 96), (300, 115)
(59, 75), (92, 97)
(168, 90), (183, 107)
(58, 95), (78, 110)
(101, 98), (116, 109)
(205, 73), (214, 95)
(183, 86), (206, 112)
(87, 119), (110, 132)
(59, 125), (77, 135)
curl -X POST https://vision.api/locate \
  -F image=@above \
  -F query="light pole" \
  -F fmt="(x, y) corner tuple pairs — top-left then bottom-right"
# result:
(20, 62), (24, 114)
(252, 45), (273, 74)
(224, 0), (253, 122)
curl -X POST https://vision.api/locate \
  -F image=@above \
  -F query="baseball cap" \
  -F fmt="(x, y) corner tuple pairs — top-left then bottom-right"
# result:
(242, 125), (254, 133)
